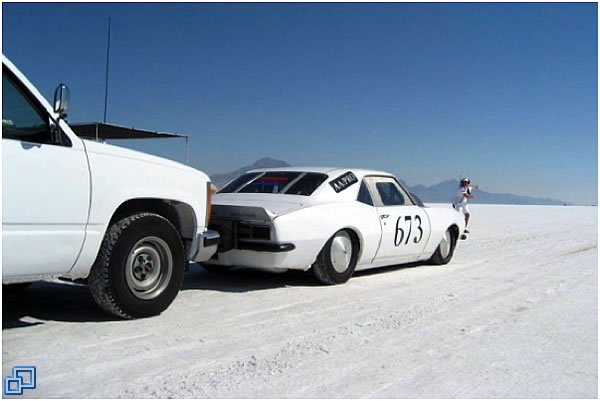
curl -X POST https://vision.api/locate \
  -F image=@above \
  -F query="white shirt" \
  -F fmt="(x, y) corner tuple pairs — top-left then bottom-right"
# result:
(453, 185), (471, 205)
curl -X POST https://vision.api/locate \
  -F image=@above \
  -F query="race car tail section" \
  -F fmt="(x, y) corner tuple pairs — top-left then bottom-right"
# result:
(209, 204), (299, 253)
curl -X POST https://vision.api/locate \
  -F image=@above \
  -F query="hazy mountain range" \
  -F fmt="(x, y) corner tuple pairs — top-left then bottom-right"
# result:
(210, 157), (569, 206)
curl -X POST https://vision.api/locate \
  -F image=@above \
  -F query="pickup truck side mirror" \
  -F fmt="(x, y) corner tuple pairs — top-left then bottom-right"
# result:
(53, 83), (70, 119)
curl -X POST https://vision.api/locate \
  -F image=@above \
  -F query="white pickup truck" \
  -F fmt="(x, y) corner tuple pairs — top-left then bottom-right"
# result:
(2, 55), (220, 318)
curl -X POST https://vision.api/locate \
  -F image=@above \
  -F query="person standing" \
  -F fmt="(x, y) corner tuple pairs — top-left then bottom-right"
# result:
(452, 178), (478, 233)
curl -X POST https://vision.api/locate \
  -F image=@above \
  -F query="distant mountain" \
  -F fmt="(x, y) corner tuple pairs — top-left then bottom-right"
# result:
(408, 180), (569, 206)
(210, 158), (569, 205)
(210, 157), (291, 188)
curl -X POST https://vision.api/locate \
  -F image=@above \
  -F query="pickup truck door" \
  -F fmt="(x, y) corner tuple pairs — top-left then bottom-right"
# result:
(2, 69), (90, 279)
(367, 177), (431, 265)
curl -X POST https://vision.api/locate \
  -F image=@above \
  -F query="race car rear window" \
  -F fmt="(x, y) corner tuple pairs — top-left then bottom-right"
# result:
(218, 172), (262, 193)
(221, 172), (328, 196)
(238, 172), (302, 194)
(286, 173), (328, 196)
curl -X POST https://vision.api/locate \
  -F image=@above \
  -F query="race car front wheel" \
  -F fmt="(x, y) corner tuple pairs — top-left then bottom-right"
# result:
(312, 230), (358, 285)
(430, 228), (457, 265)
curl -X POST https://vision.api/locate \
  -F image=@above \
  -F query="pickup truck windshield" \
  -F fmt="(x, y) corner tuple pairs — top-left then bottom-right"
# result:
(219, 172), (328, 196)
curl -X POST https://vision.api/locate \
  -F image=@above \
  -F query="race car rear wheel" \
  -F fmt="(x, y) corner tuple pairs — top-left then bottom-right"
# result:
(312, 230), (358, 285)
(430, 228), (457, 265)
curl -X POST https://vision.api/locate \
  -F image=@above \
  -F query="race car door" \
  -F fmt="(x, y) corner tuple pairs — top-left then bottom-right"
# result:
(368, 176), (431, 265)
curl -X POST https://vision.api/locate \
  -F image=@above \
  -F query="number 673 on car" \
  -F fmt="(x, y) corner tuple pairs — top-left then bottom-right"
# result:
(206, 167), (466, 284)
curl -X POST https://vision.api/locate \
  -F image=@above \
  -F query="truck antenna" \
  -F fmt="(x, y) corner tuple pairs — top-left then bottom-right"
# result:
(103, 17), (112, 124)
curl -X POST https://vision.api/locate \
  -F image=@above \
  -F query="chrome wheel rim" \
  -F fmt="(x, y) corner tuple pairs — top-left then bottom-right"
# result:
(330, 231), (353, 273)
(439, 230), (452, 259)
(125, 236), (173, 300)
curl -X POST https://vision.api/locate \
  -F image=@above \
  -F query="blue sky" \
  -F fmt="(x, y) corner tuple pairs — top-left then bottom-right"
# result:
(3, 3), (597, 205)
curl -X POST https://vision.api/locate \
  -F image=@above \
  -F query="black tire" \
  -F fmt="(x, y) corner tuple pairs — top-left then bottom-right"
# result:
(430, 228), (457, 265)
(88, 213), (185, 319)
(312, 230), (358, 285)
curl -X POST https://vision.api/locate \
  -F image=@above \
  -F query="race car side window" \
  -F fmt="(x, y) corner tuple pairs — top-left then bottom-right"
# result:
(376, 182), (405, 205)
(391, 179), (414, 206)
(365, 176), (414, 207)
(357, 180), (374, 206)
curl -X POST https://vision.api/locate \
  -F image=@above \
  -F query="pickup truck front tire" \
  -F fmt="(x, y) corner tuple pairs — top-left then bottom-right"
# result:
(89, 213), (185, 318)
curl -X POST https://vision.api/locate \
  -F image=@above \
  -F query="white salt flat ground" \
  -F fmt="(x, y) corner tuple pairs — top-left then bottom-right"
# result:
(2, 204), (597, 398)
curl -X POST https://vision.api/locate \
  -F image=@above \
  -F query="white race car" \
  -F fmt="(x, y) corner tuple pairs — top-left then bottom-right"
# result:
(207, 167), (465, 284)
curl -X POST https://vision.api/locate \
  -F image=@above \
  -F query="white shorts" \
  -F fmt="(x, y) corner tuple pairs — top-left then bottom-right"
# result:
(453, 203), (470, 215)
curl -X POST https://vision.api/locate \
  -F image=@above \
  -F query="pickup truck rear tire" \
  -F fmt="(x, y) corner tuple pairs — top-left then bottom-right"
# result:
(89, 213), (185, 319)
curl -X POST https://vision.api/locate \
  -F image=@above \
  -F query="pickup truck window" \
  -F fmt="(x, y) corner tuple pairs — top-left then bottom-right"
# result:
(2, 71), (52, 144)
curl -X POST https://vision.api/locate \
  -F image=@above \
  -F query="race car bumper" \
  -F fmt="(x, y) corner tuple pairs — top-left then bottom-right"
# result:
(237, 241), (295, 253)
(207, 237), (323, 271)
(191, 229), (220, 262)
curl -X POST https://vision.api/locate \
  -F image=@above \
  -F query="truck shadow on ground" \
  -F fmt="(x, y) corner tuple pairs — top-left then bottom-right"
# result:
(3, 262), (425, 328)
(2, 281), (113, 329)
(3, 266), (321, 328)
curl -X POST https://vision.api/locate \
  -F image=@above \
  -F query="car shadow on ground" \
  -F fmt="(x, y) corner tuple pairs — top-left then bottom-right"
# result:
(182, 263), (322, 293)
(2, 281), (115, 329)
(354, 261), (425, 277)
(183, 261), (426, 293)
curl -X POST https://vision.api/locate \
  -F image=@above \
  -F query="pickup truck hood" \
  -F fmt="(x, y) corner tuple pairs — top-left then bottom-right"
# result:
(212, 193), (306, 220)
(82, 139), (210, 181)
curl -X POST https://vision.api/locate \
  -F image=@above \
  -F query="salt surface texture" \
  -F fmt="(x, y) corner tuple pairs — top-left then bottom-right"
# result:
(2, 205), (597, 398)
